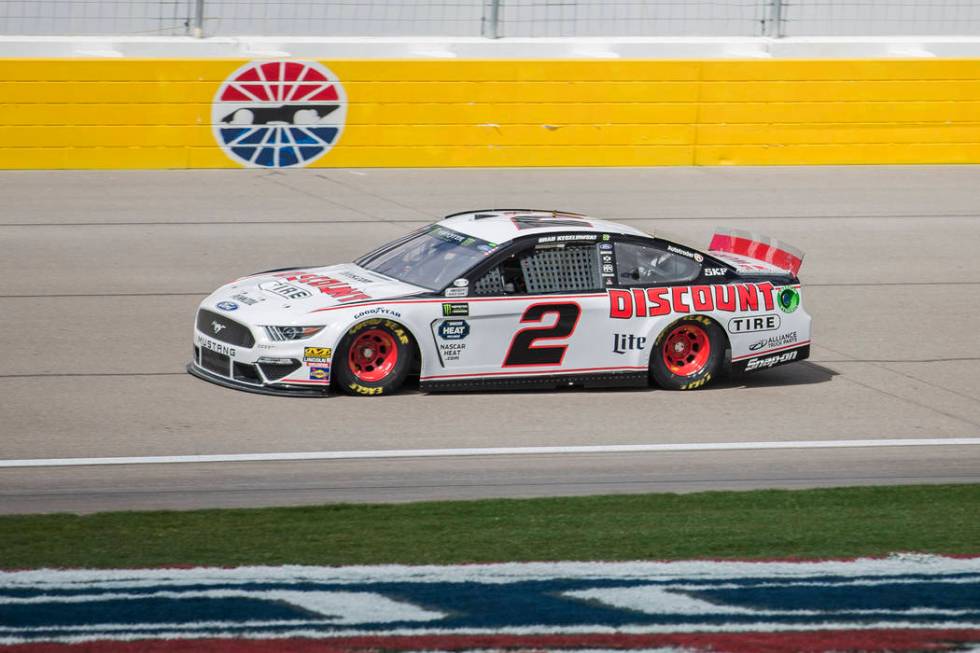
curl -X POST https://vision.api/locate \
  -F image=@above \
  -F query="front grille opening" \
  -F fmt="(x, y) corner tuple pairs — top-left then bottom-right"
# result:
(196, 309), (255, 348)
(194, 346), (200, 363)
(258, 360), (301, 381)
(233, 362), (262, 383)
(200, 348), (230, 377)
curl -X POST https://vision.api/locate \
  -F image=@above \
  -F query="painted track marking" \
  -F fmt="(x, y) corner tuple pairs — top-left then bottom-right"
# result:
(1, 438), (978, 469)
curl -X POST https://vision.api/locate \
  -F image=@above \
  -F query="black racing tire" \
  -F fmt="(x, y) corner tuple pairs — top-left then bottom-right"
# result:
(649, 316), (725, 391)
(334, 319), (414, 397)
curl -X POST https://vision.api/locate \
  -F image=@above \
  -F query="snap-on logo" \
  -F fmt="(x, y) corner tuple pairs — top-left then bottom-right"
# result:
(212, 60), (346, 168)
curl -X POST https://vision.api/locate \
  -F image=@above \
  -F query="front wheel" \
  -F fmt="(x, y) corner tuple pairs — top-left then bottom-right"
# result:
(334, 319), (413, 397)
(650, 316), (724, 390)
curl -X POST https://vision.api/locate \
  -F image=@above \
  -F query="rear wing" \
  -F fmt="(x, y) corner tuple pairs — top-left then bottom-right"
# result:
(708, 227), (805, 276)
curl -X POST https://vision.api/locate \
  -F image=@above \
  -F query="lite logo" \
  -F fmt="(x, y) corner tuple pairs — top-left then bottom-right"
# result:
(613, 333), (646, 354)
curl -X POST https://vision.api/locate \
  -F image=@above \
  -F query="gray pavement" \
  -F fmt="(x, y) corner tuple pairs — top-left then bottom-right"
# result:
(0, 167), (978, 513)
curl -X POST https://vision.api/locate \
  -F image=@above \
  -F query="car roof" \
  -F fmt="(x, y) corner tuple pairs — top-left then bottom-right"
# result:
(438, 209), (650, 245)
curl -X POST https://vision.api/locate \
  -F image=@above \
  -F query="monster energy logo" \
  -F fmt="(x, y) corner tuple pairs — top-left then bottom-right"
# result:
(442, 303), (469, 317)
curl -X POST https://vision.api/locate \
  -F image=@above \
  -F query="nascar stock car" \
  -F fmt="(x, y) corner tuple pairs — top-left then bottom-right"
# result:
(188, 210), (811, 397)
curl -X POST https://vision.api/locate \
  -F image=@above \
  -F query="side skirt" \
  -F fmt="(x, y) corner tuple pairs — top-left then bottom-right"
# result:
(420, 371), (649, 393)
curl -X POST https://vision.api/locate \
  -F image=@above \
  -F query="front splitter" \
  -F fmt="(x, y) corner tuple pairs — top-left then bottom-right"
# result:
(186, 363), (330, 398)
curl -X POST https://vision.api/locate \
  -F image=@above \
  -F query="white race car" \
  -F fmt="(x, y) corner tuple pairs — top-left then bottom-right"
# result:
(188, 210), (811, 396)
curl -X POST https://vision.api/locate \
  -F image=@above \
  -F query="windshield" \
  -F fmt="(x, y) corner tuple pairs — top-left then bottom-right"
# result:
(356, 226), (497, 290)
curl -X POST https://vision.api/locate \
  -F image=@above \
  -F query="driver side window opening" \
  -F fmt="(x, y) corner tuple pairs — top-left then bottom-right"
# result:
(614, 241), (701, 286)
(473, 243), (602, 296)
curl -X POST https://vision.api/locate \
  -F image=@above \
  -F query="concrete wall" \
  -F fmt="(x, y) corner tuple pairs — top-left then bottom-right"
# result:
(2, 38), (980, 168)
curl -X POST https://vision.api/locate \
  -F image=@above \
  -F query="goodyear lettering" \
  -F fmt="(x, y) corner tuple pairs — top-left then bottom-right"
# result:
(349, 382), (383, 396)
(353, 307), (402, 320)
(384, 320), (411, 345)
(609, 283), (776, 319)
(276, 271), (370, 303)
(681, 373), (711, 390)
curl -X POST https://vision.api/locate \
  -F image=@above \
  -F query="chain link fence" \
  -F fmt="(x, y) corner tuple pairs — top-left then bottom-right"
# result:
(2, 0), (980, 37)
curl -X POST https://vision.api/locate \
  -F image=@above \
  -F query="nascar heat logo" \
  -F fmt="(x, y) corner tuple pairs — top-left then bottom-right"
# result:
(212, 60), (346, 168)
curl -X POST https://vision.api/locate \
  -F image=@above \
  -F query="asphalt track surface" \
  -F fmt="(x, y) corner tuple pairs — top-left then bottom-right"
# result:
(1, 166), (979, 514)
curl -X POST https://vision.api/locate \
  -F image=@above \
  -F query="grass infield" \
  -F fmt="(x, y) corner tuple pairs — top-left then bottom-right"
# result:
(0, 484), (977, 569)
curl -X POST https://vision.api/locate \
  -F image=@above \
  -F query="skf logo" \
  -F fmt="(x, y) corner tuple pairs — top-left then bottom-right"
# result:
(212, 60), (347, 168)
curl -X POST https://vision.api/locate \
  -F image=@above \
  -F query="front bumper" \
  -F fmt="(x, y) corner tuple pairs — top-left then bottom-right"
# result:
(187, 361), (330, 398)
(191, 306), (334, 397)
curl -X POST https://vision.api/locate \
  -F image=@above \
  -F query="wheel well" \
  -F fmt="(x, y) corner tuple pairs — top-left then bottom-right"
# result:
(385, 319), (422, 375)
(340, 317), (422, 372)
(406, 325), (423, 375)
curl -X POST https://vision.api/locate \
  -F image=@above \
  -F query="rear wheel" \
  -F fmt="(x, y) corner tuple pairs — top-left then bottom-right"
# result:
(335, 319), (413, 396)
(650, 316), (724, 390)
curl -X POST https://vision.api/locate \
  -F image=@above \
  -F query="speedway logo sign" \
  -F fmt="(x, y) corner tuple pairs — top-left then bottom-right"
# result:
(212, 60), (347, 168)
(1, 556), (978, 649)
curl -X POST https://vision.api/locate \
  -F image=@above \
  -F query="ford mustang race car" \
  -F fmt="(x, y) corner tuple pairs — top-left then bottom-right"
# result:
(188, 210), (811, 397)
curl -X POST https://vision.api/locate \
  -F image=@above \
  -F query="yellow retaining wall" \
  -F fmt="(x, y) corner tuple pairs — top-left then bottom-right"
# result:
(2, 58), (980, 168)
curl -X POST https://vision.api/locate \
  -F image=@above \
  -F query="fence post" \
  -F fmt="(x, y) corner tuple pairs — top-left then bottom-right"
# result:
(192, 0), (205, 38)
(765, 0), (784, 37)
(482, 0), (501, 38)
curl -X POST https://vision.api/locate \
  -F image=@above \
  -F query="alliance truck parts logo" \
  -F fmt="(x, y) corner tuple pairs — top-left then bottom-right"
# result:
(212, 60), (347, 168)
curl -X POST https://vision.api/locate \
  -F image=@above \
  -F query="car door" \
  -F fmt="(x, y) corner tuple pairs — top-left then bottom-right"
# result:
(426, 234), (626, 381)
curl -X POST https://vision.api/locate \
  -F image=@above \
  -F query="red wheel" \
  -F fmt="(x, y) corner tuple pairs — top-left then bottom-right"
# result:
(650, 316), (724, 391)
(661, 323), (711, 376)
(336, 319), (413, 396)
(347, 328), (399, 382)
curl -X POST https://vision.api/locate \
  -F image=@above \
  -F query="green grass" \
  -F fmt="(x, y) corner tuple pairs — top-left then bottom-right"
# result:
(1, 484), (977, 569)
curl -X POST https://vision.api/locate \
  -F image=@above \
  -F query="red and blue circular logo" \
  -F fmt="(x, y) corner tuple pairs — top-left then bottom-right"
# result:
(212, 60), (347, 168)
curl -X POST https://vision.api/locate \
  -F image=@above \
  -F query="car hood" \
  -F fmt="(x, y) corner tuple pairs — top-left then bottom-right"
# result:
(206, 263), (429, 324)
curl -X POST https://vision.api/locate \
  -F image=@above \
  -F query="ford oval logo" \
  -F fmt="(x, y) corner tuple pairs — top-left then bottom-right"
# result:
(216, 301), (238, 311)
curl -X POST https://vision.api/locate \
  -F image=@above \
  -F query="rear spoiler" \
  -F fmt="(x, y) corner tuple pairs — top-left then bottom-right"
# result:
(708, 227), (805, 275)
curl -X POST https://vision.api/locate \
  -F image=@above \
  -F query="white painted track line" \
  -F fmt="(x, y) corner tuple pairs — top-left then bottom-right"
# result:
(2, 438), (979, 469)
